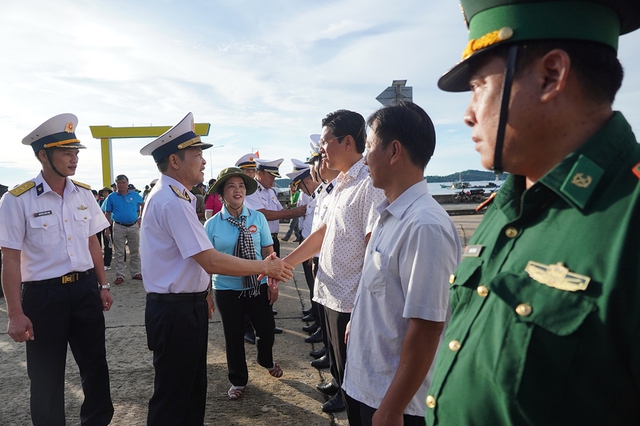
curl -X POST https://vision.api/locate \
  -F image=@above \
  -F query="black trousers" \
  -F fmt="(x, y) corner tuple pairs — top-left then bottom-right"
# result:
(145, 294), (209, 426)
(324, 306), (362, 424)
(215, 285), (276, 386)
(271, 233), (280, 258)
(347, 394), (425, 426)
(22, 272), (113, 426)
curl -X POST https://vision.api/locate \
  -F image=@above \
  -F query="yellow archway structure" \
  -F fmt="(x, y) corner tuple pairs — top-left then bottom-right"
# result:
(90, 123), (211, 187)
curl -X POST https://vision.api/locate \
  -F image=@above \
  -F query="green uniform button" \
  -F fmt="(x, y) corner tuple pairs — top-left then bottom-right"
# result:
(477, 285), (489, 297)
(449, 340), (461, 351)
(426, 395), (436, 408)
(449, 274), (456, 284)
(505, 227), (518, 238)
(515, 303), (532, 316)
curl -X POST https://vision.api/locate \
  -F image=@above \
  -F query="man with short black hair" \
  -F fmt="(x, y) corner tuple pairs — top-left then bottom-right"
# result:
(282, 109), (386, 418)
(343, 102), (461, 425)
(103, 174), (144, 285)
(427, 1), (640, 424)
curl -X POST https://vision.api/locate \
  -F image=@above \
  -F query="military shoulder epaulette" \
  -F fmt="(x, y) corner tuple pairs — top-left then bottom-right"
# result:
(71, 180), (92, 190)
(170, 185), (191, 202)
(9, 181), (35, 197)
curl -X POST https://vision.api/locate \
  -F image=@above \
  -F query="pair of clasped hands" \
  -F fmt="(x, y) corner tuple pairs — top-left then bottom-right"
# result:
(260, 253), (294, 303)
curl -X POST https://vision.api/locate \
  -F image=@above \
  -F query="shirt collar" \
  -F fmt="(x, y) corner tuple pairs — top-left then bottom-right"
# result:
(497, 112), (634, 212)
(337, 157), (366, 185)
(379, 180), (429, 220)
(34, 171), (78, 198)
(220, 203), (250, 220)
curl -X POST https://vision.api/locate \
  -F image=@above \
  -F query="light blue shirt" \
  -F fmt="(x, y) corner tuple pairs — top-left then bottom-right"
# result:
(102, 190), (143, 224)
(204, 204), (273, 291)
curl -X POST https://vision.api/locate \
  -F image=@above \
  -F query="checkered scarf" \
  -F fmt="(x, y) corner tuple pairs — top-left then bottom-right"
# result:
(227, 214), (260, 297)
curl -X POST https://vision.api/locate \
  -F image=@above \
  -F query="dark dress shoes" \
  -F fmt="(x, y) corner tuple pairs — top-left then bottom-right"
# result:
(309, 346), (327, 359)
(311, 354), (330, 369)
(304, 329), (323, 344)
(303, 323), (319, 334)
(316, 381), (340, 396)
(321, 393), (345, 413)
(302, 308), (312, 316)
(302, 313), (315, 322)
(273, 326), (283, 334)
(244, 332), (256, 345)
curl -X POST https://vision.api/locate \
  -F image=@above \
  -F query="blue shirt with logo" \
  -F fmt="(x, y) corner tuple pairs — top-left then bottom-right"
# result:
(204, 204), (273, 291)
(102, 190), (143, 224)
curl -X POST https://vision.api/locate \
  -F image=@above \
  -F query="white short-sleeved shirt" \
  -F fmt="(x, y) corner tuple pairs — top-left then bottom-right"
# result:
(0, 172), (109, 281)
(244, 180), (282, 234)
(314, 158), (386, 312)
(343, 180), (462, 415)
(140, 175), (213, 294)
(297, 191), (316, 239)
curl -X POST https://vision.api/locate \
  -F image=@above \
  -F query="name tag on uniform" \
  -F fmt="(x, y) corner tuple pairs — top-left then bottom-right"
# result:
(462, 245), (483, 257)
(33, 210), (52, 217)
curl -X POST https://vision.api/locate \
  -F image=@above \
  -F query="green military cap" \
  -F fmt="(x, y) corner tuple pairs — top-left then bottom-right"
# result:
(439, 0), (640, 92)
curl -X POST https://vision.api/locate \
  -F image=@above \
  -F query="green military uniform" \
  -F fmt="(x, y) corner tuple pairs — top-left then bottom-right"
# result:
(428, 0), (640, 424)
(427, 112), (640, 424)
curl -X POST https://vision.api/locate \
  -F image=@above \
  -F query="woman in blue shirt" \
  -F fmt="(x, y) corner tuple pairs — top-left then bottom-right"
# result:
(204, 167), (282, 401)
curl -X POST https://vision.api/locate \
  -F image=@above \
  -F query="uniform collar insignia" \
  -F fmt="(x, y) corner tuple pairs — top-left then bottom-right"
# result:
(170, 185), (191, 202)
(326, 182), (334, 194)
(36, 182), (44, 196)
(559, 154), (603, 210)
(525, 261), (590, 292)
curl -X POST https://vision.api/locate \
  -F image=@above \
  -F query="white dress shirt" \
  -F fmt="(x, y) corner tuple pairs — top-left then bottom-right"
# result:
(0, 172), (109, 281)
(140, 175), (212, 294)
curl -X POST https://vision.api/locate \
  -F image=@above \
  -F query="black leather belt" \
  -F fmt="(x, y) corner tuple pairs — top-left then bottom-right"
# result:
(147, 291), (208, 302)
(114, 221), (137, 227)
(23, 269), (94, 286)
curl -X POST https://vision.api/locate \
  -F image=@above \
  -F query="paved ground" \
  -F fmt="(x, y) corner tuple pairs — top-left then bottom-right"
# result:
(0, 213), (480, 425)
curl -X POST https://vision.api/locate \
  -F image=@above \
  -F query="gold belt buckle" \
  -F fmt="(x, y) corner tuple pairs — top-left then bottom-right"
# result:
(61, 274), (75, 284)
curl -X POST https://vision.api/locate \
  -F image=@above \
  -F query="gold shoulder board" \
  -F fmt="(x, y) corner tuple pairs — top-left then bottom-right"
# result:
(72, 180), (92, 190)
(170, 185), (191, 202)
(8, 181), (35, 197)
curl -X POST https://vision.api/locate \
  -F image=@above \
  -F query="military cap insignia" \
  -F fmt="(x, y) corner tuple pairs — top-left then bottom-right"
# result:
(72, 180), (92, 190)
(65, 122), (75, 133)
(525, 261), (590, 292)
(8, 181), (35, 197)
(170, 185), (191, 202)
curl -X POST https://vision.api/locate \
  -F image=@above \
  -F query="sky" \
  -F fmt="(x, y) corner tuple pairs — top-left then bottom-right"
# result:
(2, 0), (640, 190)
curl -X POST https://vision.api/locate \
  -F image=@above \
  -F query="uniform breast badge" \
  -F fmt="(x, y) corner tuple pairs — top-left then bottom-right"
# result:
(524, 261), (590, 292)
(77, 205), (88, 210)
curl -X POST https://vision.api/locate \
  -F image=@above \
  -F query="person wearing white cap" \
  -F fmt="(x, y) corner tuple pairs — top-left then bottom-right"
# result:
(0, 113), (114, 426)
(244, 158), (306, 258)
(139, 112), (293, 426)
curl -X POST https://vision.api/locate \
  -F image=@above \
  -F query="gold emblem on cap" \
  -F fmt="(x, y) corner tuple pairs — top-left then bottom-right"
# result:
(525, 261), (590, 292)
(571, 173), (592, 188)
(190, 118), (196, 132)
(462, 26), (514, 59)
(65, 122), (74, 133)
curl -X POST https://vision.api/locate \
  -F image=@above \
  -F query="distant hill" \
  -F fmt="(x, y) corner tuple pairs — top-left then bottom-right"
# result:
(276, 169), (507, 187)
(425, 170), (508, 183)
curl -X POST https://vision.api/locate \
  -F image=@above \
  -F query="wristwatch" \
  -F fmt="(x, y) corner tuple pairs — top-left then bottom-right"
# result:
(99, 283), (111, 291)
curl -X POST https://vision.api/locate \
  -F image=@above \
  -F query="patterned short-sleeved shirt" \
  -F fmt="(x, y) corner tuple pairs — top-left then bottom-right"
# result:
(314, 158), (386, 313)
